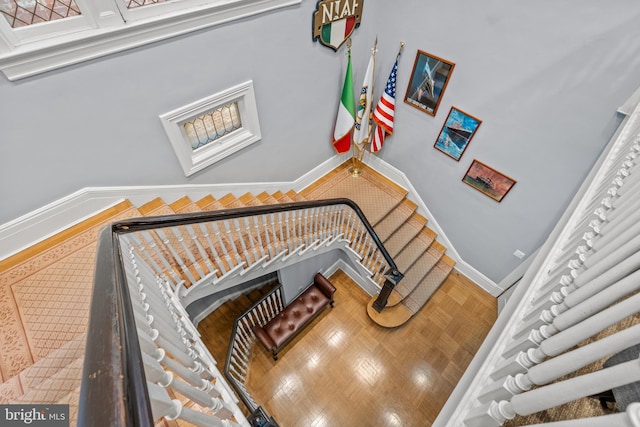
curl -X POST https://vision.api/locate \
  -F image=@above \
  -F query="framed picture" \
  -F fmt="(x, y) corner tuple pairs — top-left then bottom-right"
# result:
(404, 50), (455, 116)
(462, 160), (516, 202)
(434, 107), (482, 161)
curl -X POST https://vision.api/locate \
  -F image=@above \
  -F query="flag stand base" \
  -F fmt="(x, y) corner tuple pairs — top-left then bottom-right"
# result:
(349, 144), (365, 177)
(349, 166), (362, 177)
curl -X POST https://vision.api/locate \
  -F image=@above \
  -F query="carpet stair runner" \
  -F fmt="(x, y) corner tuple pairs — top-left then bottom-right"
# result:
(0, 159), (457, 425)
(299, 161), (455, 328)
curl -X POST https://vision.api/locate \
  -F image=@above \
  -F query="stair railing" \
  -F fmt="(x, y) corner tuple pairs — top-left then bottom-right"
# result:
(224, 285), (285, 416)
(80, 198), (401, 426)
(435, 94), (640, 426)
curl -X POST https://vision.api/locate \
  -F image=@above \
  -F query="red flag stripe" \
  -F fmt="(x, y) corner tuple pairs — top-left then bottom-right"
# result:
(373, 96), (395, 132)
(371, 125), (385, 153)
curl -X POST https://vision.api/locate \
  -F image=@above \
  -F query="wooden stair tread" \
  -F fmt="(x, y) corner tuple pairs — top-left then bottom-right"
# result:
(387, 290), (403, 306)
(285, 189), (305, 201)
(137, 197), (167, 216)
(171, 197), (206, 214)
(239, 192), (261, 206)
(219, 193), (244, 208)
(196, 195), (225, 211)
(256, 191), (279, 205)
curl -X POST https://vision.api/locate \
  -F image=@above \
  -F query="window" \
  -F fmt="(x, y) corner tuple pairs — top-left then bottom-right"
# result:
(182, 102), (242, 150)
(0, 0), (300, 80)
(159, 80), (261, 176)
(1, 0), (82, 28)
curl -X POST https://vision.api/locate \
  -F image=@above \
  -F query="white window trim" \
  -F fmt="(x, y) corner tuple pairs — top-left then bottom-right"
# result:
(0, 0), (300, 81)
(159, 80), (261, 177)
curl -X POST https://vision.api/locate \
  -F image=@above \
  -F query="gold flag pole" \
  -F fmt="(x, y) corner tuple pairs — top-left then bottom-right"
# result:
(367, 40), (404, 157)
(350, 36), (377, 177)
(346, 38), (360, 176)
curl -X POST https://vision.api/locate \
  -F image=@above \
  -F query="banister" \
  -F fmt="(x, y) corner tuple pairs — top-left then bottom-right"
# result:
(80, 198), (402, 426)
(111, 198), (398, 273)
(224, 285), (284, 412)
(78, 226), (154, 427)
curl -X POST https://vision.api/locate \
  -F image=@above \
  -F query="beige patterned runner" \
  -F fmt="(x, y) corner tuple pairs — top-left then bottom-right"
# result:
(0, 204), (140, 382)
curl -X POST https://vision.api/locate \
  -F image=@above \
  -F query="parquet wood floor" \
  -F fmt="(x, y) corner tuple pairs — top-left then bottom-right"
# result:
(198, 269), (497, 426)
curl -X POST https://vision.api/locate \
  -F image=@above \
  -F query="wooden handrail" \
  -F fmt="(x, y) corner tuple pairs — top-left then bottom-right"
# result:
(224, 284), (283, 412)
(79, 198), (401, 426)
(111, 198), (398, 274)
(78, 226), (154, 427)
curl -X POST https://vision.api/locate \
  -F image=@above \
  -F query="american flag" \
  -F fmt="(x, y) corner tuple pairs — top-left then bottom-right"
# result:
(371, 59), (398, 153)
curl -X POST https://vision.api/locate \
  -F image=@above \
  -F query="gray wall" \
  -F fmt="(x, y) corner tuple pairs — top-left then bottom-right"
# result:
(365, 0), (640, 282)
(277, 250), (344, 304)
(2, 1), (640, 283)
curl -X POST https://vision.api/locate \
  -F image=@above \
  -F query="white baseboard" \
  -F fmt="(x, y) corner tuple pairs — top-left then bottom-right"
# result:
(0, 151), (500, 297)
(0, 155), (348, 261)
(323, 258), (379, 297)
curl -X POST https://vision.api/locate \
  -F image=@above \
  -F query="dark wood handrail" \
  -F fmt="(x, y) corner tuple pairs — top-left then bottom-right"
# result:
(78, 226), (154, 427)
(110, 198), (398, 274)
(79, 198), (401, 426)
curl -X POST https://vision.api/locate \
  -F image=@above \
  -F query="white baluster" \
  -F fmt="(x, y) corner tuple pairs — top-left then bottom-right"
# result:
(169, 225), (204, 277)
(160, 353), (221, 396)
(198, 222), (227, 274)
(503, 286), (640, 359)
(187, 224), (216, 274)
(241, 217), (261, 261)
(232, 218), (253, 264)
(506, 355), (640, 419)
(591, 207), (640, 252)
(221, 220), (244, 266)
(140, 230), (181, 283)
(155, 228), (198, 284)
(282, 211), (293, 253)
(251, 215), (267, 259)
(520, 247), (640, 335)
(212, 221), (241, 267)
(525, 403), (639, 427)
(482, 324), (640, 403)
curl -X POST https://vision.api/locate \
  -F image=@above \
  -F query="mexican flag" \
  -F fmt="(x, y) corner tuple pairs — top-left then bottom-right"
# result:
(333, 51), (355, 154)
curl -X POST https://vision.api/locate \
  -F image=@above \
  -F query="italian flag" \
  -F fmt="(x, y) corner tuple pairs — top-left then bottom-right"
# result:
(333, 51), (355, 154)
(321, 17), (356, 50)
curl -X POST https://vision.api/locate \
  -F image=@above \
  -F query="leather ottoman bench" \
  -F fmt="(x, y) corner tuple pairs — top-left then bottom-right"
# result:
(253, 273), (336, 360)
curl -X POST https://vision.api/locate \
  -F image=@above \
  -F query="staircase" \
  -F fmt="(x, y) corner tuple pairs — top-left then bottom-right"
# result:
(0, 159), (456, 425)
(300, 161), (456, 327)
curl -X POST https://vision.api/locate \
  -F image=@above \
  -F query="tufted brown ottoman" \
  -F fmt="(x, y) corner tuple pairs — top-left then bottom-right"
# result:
(253, 273), (336, 360)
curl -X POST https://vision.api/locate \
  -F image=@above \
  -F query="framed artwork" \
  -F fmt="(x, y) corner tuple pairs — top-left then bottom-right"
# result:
(434, 107), (482, 161)
(462, 160), (516, 202)
(404, 50), (455, 116)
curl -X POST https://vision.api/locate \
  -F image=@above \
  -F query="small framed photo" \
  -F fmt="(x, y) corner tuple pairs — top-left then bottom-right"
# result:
(462, 160), (516, 202)
(434, 107), (481, 161)
(404, 50), (455, 116)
